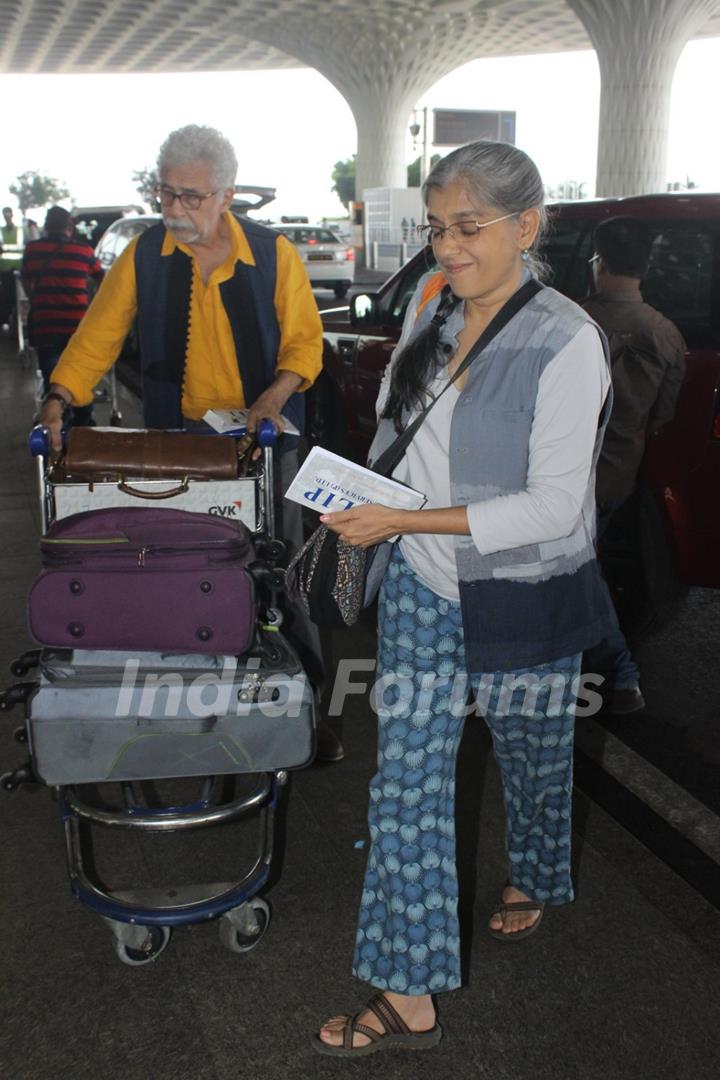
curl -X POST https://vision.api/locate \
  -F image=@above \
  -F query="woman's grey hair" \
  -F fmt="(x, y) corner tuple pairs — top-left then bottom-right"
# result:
(157, 125), (238, 190)
(422, 140), (548, 278)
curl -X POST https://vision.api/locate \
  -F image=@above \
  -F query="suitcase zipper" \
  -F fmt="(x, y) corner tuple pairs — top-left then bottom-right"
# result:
(43, 537), (130, 545)
(42, 538), (249, 567)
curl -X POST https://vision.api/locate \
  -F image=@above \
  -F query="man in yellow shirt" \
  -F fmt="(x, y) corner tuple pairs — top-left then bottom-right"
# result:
(38, 124), (343, 760)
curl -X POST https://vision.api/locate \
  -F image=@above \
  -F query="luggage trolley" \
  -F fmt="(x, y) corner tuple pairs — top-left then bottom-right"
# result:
(1, 423), (316, 965)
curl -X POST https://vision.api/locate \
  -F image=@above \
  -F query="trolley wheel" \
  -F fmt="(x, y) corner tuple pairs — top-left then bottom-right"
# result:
(13, 725), (28, 743)
(218, 898), (271, 954)
(10, 650), (41, 677)
(0, 682), (38, 711)
(265, 539), (286, 563)
(114, 924), (171, 967)
(1, 763), (35, 791)
(109, 410), (123, 426)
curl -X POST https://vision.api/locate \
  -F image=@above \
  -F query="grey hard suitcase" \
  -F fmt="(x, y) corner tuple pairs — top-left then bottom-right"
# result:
(27, 639), (316, 785)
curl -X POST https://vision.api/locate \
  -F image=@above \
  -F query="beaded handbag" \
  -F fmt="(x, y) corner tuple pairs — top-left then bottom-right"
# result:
(286, 524), (368, 628)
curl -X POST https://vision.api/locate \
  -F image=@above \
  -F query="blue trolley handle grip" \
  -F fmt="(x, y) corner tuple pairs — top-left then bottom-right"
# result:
(28, 425), (49, 458)
(257, 418), (277, 448)
(29, 424), (67, 457)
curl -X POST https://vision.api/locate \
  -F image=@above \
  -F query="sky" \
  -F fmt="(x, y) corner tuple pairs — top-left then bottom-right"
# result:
(0, 37), (718, 222)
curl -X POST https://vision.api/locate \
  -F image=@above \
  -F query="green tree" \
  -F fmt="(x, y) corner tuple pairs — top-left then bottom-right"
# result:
(407, 154), (440, 187)
(9, 171), (71, 211)
(133, 167), (160, 211)
(331, 156), (356, 209)
(332, 154), (443, 203)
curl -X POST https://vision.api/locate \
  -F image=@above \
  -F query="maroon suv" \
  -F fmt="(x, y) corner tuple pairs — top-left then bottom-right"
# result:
(314, 193), (720, 591)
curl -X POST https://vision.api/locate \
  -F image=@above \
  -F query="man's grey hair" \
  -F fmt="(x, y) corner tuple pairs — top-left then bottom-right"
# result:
(157, 125), (238, 190)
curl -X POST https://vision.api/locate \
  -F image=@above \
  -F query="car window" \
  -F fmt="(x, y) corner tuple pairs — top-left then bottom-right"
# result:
(112, 220), (150, 259)
(94, 226), (120, 268)
(643, 224), (717, 332)
(541, 214), (595, 299)
(387, 250), (437, 324)
(74, 218), (98, 242)
(544, 212), (720, 348)
(280, 227), (339, 245)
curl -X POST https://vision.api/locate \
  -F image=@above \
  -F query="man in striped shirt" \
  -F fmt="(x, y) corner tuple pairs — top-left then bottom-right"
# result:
(22, 205), (103, 424)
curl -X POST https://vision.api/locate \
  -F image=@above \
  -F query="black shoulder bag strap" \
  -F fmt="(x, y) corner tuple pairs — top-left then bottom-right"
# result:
(371, 277), (543, 479)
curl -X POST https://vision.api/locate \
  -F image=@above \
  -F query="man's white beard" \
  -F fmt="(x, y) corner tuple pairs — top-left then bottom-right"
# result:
(164, 216), (201, 244)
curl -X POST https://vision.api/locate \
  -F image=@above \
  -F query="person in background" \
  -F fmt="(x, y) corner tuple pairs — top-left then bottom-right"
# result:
(0, 206), (23, 327)
(581, 216), (686, 714)
(24, 217), (40, 242)
(36, 124), (343, 762)
(313, 140), (613, 1056)
(21, 206), (103, 427)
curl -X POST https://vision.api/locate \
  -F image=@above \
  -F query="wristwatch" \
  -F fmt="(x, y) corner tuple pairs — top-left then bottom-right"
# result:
(42, 392), (69, 409)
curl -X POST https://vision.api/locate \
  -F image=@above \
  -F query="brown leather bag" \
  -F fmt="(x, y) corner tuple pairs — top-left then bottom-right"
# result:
(62, 427), (243, 482)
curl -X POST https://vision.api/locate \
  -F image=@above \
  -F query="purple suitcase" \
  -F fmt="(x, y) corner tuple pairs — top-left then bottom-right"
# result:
(28, 506), (257, 654)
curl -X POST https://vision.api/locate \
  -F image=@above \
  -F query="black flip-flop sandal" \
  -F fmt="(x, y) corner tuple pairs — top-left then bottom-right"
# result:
(313, 992), (443, 1057)
(488, 899), (545, 941)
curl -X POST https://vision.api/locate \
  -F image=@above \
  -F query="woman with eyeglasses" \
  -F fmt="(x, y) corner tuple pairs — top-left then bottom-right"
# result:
(314, 140), (614, 1057)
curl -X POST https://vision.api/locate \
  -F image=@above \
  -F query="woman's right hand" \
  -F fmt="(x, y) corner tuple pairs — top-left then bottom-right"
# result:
(320, 504), (405, 548)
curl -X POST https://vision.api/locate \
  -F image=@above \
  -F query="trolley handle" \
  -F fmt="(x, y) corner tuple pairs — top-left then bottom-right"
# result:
(29, 425), (57, 458)
(184, 419), (278, 446)
(29, 424), (69, 456)
(29, 422), (276, 459)
(29, 425), (66, 535)
(257, 418), (277, 448)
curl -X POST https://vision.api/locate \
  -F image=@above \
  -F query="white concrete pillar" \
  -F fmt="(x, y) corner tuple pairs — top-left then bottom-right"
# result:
(568, 0), (720, 196)
(298, 30), (485, 199)
(347, 89), (417, 195)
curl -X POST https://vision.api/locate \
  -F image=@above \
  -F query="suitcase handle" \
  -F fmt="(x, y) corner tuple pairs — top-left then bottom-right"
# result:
(117, 478), (190, 499)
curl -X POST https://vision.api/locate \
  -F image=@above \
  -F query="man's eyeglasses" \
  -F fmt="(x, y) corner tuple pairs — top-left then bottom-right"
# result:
(155, 185), (218, 211)
(417, 212), (517, 245)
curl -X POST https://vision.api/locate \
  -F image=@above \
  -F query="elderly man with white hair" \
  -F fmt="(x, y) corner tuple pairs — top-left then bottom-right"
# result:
(39, 124), (343, 761)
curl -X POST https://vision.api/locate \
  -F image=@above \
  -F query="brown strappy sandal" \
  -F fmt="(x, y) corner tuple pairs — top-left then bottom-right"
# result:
(488, 898), (545, 941)
(313, 992), (443, 1057)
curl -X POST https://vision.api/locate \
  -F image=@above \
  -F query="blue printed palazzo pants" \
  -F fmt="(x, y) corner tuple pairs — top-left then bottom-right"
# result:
(352, 546), (581, 995)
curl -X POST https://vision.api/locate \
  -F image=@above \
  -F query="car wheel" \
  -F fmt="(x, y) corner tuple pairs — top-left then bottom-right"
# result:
(333, 284), (349, 299)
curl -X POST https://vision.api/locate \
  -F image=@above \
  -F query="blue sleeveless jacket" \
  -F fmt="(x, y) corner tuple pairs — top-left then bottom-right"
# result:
(134, 216), (304, 446)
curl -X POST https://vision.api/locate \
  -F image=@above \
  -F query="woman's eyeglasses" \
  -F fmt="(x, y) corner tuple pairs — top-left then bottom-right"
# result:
(417, 212), (517, 245)
(155, 185), (218, 211)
